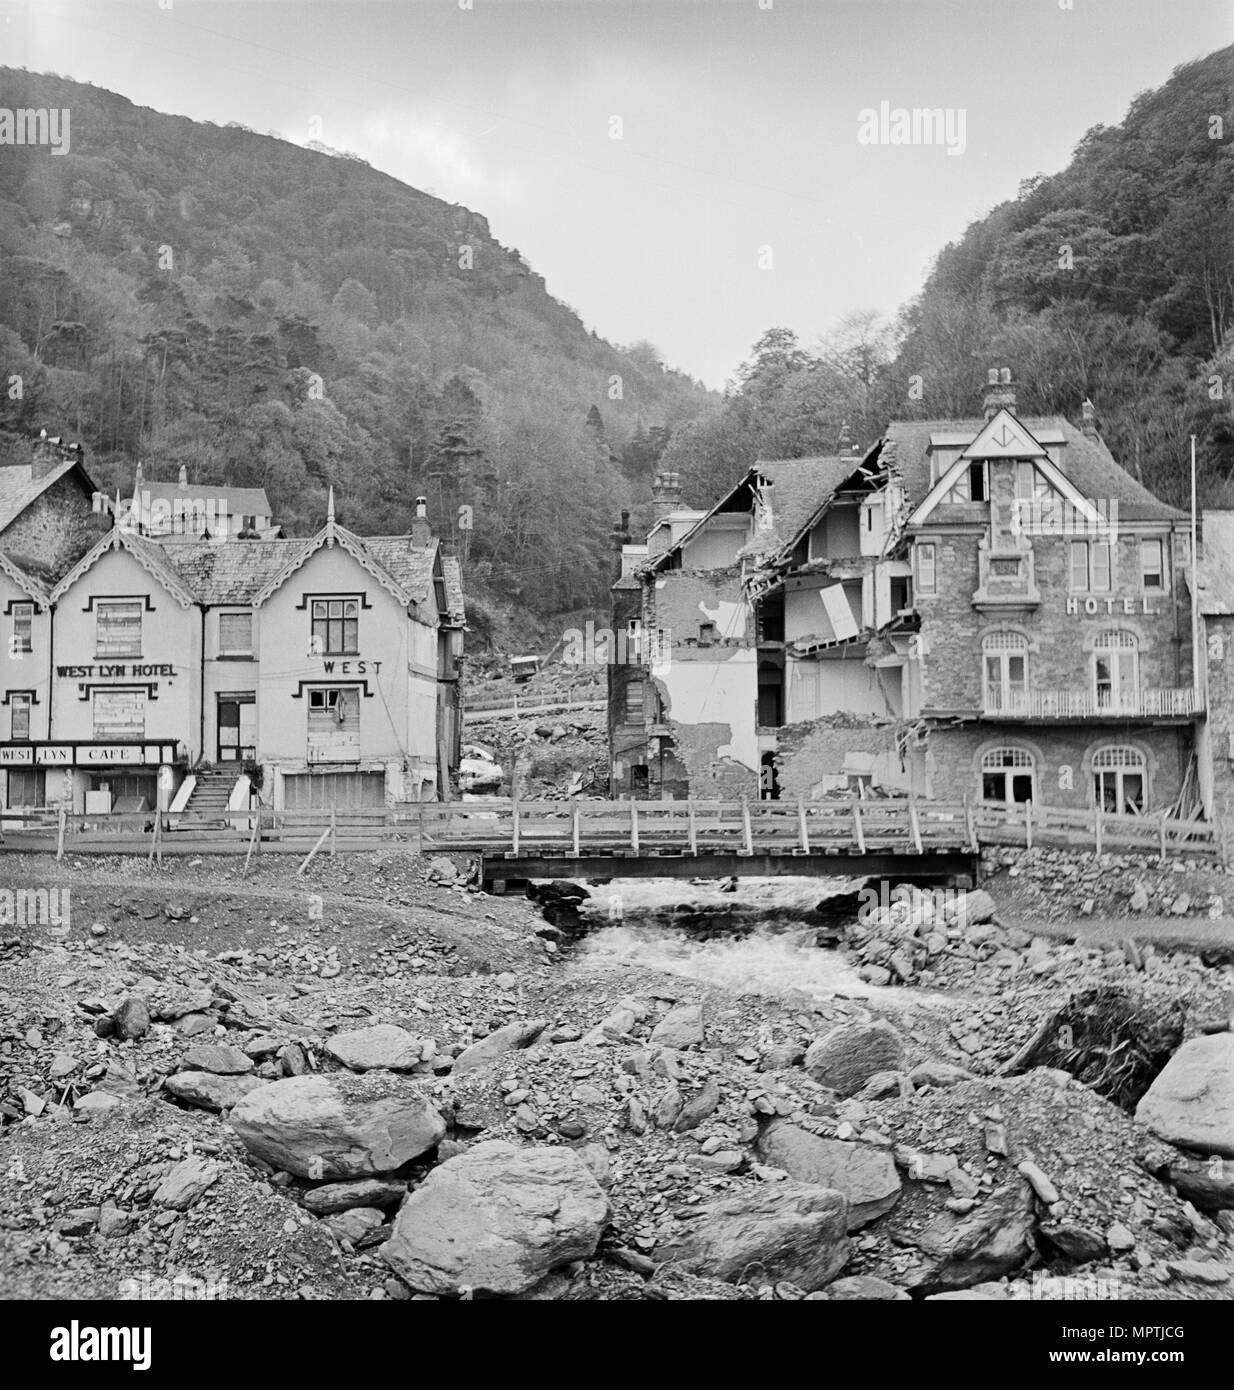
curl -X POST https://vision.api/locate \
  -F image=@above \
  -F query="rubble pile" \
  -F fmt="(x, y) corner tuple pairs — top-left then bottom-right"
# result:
(1, 848), (1232, 1301)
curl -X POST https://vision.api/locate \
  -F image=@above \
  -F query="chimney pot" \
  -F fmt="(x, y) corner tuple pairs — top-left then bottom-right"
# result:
(178, 466), (188, 488)
(982, 368), (1017, 421)
(411, 496), (432, 546)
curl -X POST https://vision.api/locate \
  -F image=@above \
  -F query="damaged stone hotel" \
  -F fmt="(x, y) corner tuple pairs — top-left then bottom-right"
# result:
(609, 370), (1228, 822)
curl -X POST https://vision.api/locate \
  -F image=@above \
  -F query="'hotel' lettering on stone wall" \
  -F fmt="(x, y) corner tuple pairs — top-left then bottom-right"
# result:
(1065, 598), (1157, 617)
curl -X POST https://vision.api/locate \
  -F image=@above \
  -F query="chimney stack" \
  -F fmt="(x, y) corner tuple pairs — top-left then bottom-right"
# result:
(982, 367), (1017, 421)
(31, 429), (68, 481)
(612, 509), (632, 551)
(651, 470), (682, 521)
(1081, 398), (1098, 438)
(411, 495), (432, 547)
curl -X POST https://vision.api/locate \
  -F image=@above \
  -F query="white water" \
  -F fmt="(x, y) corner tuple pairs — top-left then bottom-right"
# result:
(574, 877), (957, 1015)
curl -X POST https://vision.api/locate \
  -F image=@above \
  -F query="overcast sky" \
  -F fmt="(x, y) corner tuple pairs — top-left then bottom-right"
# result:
(2, 0), (1231, 388)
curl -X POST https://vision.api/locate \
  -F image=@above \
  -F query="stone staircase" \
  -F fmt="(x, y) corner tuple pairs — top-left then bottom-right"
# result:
(177, 767), (243, 829)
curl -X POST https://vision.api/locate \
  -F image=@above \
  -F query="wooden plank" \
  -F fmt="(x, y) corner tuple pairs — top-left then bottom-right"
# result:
(297, 824), (332, 875)
(56, 807), (66, 863)
(851, 797), (866, 854)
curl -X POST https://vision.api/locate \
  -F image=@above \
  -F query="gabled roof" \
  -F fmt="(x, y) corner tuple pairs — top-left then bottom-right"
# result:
(879, 414), (1182, 522)
(249, 521), (417, 610)
(0, 453), (96, 535)
(51, 527), (197, 608)
(0, 550), (52, 606)
(362, 537), (439, 605)
(648, 455), (857, 572)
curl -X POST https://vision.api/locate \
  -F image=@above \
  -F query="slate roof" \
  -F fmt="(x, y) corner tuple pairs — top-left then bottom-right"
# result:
(1198, 511), (1234, 617)
(159, 531), (446, 609)
(441, 556), (466, 624)
(880, 415), (1182, 522)
(160, 539), (305, 604)
(0, 454), (95, 535)
(138, 479), (273, 515)
(649, 455), (859, 570)
(0, 550), (52, 606)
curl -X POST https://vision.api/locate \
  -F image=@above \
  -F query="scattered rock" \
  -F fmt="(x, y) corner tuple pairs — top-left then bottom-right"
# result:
(803, 1021), (905, 1097)
(1135, 1034), (1234, 1157)
(325, 1025), (427, 1073)
(649, 1004), (704, 1050)
(163, 1071), (265, 1112)
(153, 1156), (221, 1210)
(302, 1178), (408, 1215)
(452, 1019), (547, 1074)
(111, 996), (150, 1040)
(182, 1043), (255, 1075)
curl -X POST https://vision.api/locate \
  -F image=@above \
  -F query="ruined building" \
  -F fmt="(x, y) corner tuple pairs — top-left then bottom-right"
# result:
(611, 372), (1207, 820)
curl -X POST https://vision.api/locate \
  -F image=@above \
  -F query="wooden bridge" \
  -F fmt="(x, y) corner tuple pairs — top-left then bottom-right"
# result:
(3, 796), (1222, 887)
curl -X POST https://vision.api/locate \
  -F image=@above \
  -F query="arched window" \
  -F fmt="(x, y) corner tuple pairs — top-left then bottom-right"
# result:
(1093, 745), (1147, 814)
(982, 632), (1028, 713)
(981, 747), (1035, 804)
(1093, 631), (1138, 711)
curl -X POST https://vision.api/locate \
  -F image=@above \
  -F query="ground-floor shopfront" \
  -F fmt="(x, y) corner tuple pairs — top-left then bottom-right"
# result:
(0, 741), (184, 817)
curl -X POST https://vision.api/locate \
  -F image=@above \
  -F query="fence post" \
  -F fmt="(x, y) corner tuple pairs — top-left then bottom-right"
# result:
(741, 798), (753, 855)
(56, 807), (66, 863)
(1094, 803), (1104, 857)
(243, 809), (261, 877)
(1024, 798), (1034, 851)
(797, 795), (810, 853)
(330, 805), (337, 856)
(630, 801), (640, 853)
(1158, 810), (1168, 865)
(297, 824), (332, 876)
(963, 793), (978, 853)
(908, 795), (923, 854)
(688, 801), (698, 856)
(851, 797), (866, 854)
(572, 803), (580, 857)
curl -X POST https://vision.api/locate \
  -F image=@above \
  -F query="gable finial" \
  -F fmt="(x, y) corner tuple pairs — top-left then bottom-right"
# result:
(327, 486), (335, 525)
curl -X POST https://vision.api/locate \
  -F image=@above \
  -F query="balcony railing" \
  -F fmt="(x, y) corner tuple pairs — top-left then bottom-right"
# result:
(983, 688), (1201, 719)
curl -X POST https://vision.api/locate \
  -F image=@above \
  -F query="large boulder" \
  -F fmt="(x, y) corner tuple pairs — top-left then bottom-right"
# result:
(655, 1184), (851, 1292)
(325, 1025), (427, 1073)
(383, 1140), (609, 1295)
(163, 1071), (264, 1112)
(229, 1074), (445, 1179)
(1136, 1035), (1234, 1158)
(804, 1021), (905, 1097)
(757, 1123), (900, 1228)
(452, 1019), (547, 1074)
(903, 1180), (1036, 1292)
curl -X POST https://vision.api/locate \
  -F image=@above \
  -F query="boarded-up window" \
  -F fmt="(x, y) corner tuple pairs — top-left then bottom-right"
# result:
(96, 601), (142, 657)
(219, 611), (253, 655)
(307, 687), (360, 763)
(624, 679), (645, 723)
(284, 771), (383, 809)
(93, 688), (145, 739)
(10, 693), (31, 740)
